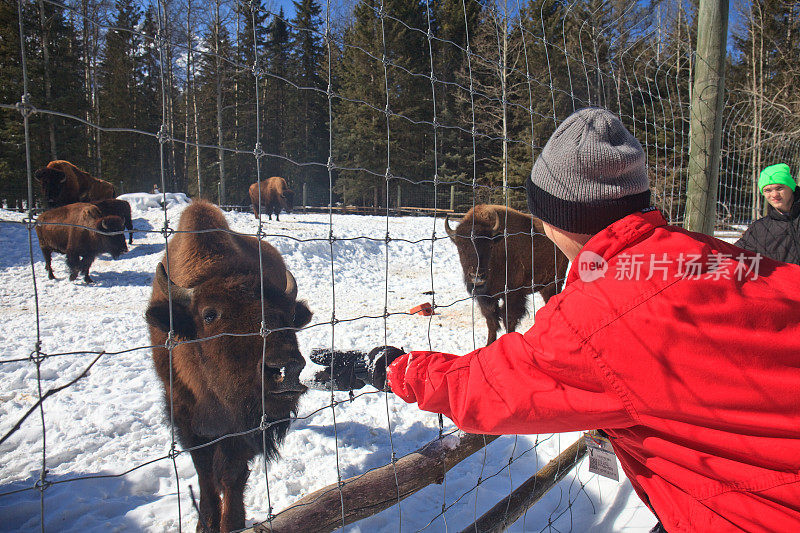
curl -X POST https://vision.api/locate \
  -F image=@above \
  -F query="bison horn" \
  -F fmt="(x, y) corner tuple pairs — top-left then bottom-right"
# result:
(155, 263), (194, 308)
(284, 269), (298, 300)
(444, 214), (455, 238)
(490, 209), (502, 235)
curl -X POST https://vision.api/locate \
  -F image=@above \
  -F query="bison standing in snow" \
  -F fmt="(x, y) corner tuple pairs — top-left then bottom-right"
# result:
(445, 204), (568, 345)
(145, 200), (312, 533)
(35, 160), (115, 208)
(248, 177), (294, 221)
(36, 203), (128, 283)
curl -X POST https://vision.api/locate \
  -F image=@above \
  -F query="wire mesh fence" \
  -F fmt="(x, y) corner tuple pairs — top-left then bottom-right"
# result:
(1, 0), (798, 531)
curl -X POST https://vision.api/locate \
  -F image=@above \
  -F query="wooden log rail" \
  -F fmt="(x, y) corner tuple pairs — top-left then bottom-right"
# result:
(250, 432), (498, 533)
(248, 433), (588, 533)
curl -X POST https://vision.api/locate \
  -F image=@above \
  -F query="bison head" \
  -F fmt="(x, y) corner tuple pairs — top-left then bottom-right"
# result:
(144, 264), (312, 429)
(281, 189), (294, 213)
(35, 167), (68, 208)
(96, 215), (128, 259)
(445, 209), (503, 296)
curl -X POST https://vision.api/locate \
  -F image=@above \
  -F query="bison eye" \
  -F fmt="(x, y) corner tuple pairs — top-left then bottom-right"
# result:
(202, 308), (218, 324)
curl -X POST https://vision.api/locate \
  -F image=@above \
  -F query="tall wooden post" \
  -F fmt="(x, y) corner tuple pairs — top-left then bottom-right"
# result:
(450, 184), (455, 212)
(302, 182), (308, 212)
(684, 0), (729, 235)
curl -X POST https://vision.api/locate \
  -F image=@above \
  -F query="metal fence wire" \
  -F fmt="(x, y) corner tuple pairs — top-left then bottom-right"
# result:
(1, 0), (797, 531)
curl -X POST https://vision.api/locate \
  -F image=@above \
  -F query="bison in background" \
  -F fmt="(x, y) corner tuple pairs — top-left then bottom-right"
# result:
(92, 198), (134, 244)
(248, 177), (294, 221)
(445, 204), (568, 345)
(144, 200), (312, 533)
(35, 160), (115, 208)
(36, 203), (128, 283)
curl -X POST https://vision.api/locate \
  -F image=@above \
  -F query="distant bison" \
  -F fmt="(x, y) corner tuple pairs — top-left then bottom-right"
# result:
(445, 204), (568, 345)
(145, 200), (312, 533)
(248, 177), (294, 221)
(35, 160), (115, 208)
(36, 203), (128, 283)
(92, 199), (133, 244)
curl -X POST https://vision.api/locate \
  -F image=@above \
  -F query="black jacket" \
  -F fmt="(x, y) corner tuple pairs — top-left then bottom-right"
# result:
(735, 187), (800, 265)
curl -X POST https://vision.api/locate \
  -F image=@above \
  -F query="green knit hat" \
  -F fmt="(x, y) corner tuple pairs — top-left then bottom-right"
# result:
(758, 163), (796, 194)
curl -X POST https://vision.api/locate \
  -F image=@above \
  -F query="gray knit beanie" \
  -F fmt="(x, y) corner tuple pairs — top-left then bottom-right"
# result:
(526, 107), (650, 234)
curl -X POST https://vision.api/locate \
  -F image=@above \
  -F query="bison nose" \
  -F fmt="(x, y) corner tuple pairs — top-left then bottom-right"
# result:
(266, 358), (307, 394)
(466, 271), (486, 286)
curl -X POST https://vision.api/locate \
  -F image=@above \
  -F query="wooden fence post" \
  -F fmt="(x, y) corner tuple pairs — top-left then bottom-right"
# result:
(684, 0), (729, 234)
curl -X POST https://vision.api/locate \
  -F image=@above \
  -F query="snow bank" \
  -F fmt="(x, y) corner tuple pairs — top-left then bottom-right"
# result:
(117, 192), (190, 211)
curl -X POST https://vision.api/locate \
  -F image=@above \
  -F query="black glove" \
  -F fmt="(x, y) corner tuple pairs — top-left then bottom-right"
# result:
(364, 346), (405, 391)
(308, 349), (368, 391)
(309, 346), (405, 391)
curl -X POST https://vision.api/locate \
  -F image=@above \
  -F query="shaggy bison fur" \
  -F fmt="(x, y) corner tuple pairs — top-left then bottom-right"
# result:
(144, 200), (312, 532)
(35, 160), (115, 208)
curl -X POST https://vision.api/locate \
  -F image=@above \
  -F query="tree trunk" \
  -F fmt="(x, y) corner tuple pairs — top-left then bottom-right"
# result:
(82, 0), (93, 167)
(193, 75), (202, 197)
(93, 22), (101, 175)
(38, 0), (57, 160)
(184, 0), (192, 194)
(214, 6), (225, 204)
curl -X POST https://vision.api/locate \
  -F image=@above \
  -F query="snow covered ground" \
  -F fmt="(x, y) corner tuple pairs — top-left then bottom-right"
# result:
(0, 200), (658, 532)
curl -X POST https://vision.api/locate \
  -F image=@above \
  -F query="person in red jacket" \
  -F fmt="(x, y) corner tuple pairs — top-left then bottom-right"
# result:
(365, 108), (800, 532)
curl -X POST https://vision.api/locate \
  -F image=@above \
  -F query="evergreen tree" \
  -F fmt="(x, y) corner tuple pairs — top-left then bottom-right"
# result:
(98, 0), (141, 191)
(333, 0), (430, 207)
(0, 0), (31, 207)
(289, 0), (327, 204)
(431, 0), (480, 194)
(137, 5), (164, 192)
(234, 0), (268, 197)
(262, 7), (291, 180)
(195, 11), (234, 201)
(1, 0), (86, 204)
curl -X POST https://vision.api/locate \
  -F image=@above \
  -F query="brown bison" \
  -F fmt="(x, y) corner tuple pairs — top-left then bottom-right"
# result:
(445, 204), (568, 345)
(248, 177), (294, 221)
(92, 198), (134, 244)
(35, 160), (116, 208)
(144, 200), (312, 533)
(36, 203), (128, 283)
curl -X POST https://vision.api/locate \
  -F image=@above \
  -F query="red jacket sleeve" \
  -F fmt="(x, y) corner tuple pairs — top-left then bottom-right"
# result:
(386, 305), (634, 435)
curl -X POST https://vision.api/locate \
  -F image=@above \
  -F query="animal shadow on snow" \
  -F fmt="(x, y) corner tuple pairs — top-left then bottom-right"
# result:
(296, 420), (439, 478)
(132, 217), (154, 233)
(286, 219), (328, 226)
(121, 242), (164, 259)
(0, 221), (42, 270)
(0, 472), (158, 532)
(81, 269), (154, 287)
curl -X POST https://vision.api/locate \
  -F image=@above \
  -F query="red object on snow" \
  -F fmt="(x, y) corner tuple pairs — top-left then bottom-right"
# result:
(409, 302), (434, 316)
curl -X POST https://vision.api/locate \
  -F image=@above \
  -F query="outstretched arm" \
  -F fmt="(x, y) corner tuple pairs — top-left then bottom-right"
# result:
(386, 312), (633, 435)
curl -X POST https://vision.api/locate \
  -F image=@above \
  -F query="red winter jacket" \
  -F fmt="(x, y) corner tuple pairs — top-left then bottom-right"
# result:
(387, 209), (800, 532)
